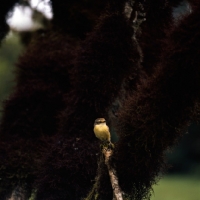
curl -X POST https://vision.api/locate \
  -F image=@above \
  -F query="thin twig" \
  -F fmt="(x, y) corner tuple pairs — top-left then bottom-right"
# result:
(103, 148), (123, 200)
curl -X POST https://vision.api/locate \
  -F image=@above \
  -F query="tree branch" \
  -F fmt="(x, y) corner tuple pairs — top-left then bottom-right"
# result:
(103, 148), (123, 200)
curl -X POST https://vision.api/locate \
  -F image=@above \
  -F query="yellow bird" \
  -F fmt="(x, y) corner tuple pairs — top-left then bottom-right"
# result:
(93, 118), (111, 142)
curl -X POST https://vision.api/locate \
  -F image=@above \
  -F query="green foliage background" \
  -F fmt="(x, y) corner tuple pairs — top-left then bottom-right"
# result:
(151, 175), (200, 200)
(0, 33), (23, 118)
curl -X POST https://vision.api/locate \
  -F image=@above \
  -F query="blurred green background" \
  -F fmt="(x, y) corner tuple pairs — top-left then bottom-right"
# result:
(151, 123), (200, 200)
(151, 175), (200, 200)
(0, 33), (200, 200)
(0, 33), (23, 117)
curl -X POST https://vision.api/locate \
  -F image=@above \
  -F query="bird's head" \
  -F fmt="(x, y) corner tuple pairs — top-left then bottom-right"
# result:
(94, 118), (106, 126)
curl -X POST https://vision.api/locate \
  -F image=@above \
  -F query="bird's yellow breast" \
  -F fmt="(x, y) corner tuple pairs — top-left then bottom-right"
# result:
(93, 124), (110, 141)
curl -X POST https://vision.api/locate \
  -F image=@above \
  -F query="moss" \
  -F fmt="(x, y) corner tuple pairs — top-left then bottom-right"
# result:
(35, 4), (140, 199)
(110, 4), (200, 199)
(0, 29), (75, 198)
